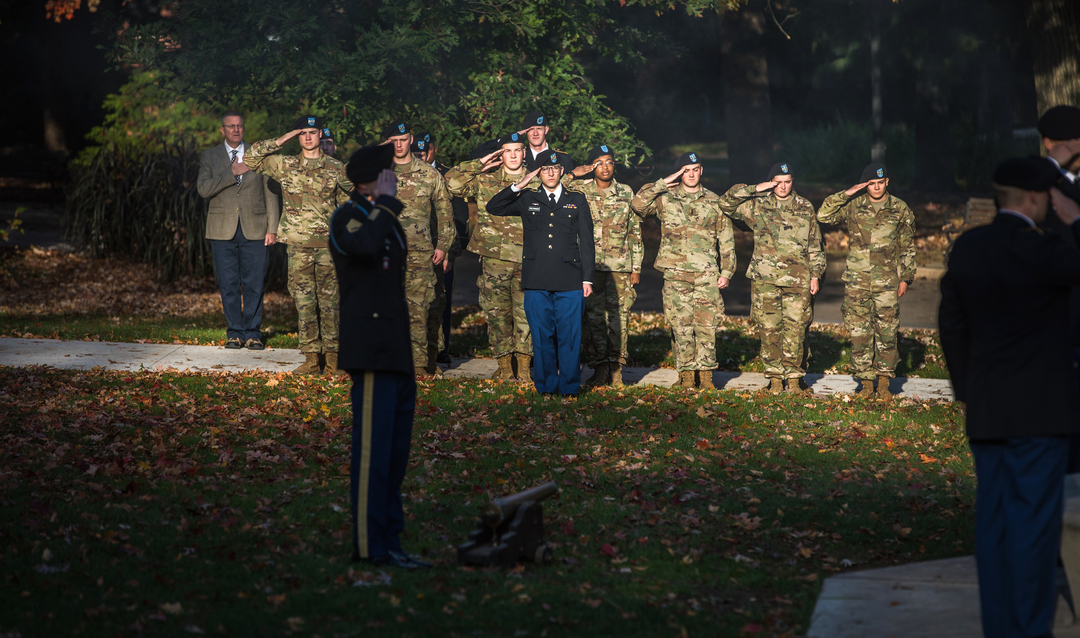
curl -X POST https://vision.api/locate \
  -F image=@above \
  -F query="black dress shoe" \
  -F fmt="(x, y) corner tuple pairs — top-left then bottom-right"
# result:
(389, 550), (432, 570)
(436, 352), (452, 365)
(245, 338), (265, 350)
(225, 338), (243, 349)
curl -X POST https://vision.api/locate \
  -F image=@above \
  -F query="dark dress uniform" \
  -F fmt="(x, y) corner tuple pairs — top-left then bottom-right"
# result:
(487, 161), (595, 395)
(939, 158), (1080, 638)
(329, 191), (416, 564)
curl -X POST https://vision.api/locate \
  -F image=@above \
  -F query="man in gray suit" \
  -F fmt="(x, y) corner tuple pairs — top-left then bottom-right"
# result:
(197, 111), (281, 350)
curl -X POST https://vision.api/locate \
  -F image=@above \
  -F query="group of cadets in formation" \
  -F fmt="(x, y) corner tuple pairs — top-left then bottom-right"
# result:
(246, 111), (915, 399)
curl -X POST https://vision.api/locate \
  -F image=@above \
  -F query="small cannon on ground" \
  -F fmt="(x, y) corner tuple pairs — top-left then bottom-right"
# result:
(457, 482), (559, 568)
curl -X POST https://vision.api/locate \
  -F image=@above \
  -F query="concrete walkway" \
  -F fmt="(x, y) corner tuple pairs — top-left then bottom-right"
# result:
(0, 337), (955, 401)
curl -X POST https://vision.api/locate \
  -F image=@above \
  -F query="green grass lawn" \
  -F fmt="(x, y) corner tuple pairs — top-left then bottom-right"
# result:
(0, 366), (971, 637)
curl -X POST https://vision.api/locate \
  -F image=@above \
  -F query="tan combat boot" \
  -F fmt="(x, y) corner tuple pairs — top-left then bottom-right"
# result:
(493, 355), (514, 380)
(875, 375), (895, 400)
(698, 370), (715, 390)
(785, 378), (807, 395)
(293, 353), (321, 376)
(324, 352), (348, 378)
(766, 378), (784, 394)
(582, 362), (609, 388)
(515, 354), (533, 383)
(857, 379), (875, 398)
(676, 370), (695, 388)
(609, 363), (624, 386)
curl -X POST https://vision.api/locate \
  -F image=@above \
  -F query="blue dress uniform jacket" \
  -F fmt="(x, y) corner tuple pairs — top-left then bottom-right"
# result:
(486, 185), (596, 291)
(329, 194), (413, 374)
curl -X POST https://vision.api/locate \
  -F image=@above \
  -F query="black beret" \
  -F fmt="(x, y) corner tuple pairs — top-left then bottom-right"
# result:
(410, 137), (429, 154)
(540, 151), (562, 167)
(675, 151), (701, 170)
(346, 145), (395, 185)
(1038, 106), (1080, 141)
(860, 162), (888, 182)
(293, 115), (323, 131)
(522, 111), (547, 129)
(420, 132), (435, 146)
(381, 121), (411, 139)
(498, 131), (526, 147)
(992, 157), (1062, 191)
(767, 162), (793, 180)
(587, 144), (614, 165)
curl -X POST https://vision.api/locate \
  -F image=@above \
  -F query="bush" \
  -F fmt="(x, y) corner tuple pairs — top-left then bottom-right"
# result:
(777, 117), (915, 188)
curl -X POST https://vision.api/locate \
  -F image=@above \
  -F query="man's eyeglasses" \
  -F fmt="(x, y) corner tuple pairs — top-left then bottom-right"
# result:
(540, 166), (562, 175)
(594, 160), (615, 167)
(222, 124), (244, 130)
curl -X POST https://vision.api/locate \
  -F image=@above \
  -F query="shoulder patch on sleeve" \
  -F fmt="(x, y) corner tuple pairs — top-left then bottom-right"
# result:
(346, 218), (363, 233)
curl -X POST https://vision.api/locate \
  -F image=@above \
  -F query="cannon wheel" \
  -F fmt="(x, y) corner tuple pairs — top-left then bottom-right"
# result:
(534, 544), (553, 565)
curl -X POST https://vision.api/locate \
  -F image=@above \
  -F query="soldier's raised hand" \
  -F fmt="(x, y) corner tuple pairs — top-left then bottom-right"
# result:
(480, 148), (506, 172)
(663, 166), (687, 186)
(372, 168), (398, 200)
(515, 167), (542, 190)
(571, 163), (595, 178)
(1052, 187), (1080, 225)
(755, 179), (778, 193)
(844, 181), (871, 197)
(274, 129), (304, 147)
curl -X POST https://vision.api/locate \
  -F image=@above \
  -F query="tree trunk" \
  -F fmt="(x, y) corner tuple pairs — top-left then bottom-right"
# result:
(720, 6), (772, 186)
(913, 61), (952, 190)
(1024, 0), (1080, 115)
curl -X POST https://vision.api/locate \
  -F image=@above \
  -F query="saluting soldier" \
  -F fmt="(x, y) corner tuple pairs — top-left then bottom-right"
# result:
(329, 145), (429, 571)
(486, 152), (595, 396)
(444, 133), (535, 381)
(718, 163), (825, 394)
(565, 144), (643, 387)
(246, 115), (352, 375)
(382, 121), (456, 377)
(817, 163), (915, 399)
(519, 111), (575, 172)
(631, 152), (736, 390)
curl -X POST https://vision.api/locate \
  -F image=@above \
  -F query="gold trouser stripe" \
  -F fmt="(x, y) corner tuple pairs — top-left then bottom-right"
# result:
(356, 371), (375, 557)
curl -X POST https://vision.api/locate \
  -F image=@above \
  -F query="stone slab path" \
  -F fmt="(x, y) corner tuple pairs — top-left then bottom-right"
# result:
(0, 337), (955, 401)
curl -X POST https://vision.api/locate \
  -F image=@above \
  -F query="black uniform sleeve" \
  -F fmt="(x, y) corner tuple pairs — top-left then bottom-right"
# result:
(578, 196), (595, 283)
(938, 260), (969, 404)
(330, 195), (405, 257)
(486, 186), (529, 217)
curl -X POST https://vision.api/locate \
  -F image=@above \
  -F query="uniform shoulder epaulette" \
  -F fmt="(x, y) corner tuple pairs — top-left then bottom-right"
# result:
(701, 188), (721, 201)
(564, 185), (584, 195)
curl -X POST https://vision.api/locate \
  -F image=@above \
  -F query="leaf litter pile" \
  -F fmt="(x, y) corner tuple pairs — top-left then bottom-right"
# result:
(1, 366), (973, 637)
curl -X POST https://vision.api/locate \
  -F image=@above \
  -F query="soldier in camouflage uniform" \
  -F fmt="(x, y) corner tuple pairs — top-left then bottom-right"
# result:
(444, 133), (535, 381)
(247, 115), (352, 375)
(382, 122), (456, 378)
(718, 163), (825, 394)
(564, 144), (643, 387)
(631, 152), (736, 390)
(817, 162), (915, 399)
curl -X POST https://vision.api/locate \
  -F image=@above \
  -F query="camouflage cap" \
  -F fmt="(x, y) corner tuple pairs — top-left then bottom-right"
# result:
(587, 144), (614, 164)
(293, 115), (323, 131)
(675, 151), (701, 170)
(346, 145), (395, 185)
(382, 121), (411, 138)
(1038, 106), (1080, 141)
(766, 162), (793, 180)
(992, 157), (1061, 192)
(522, 111), (546, 129)
(860, 162), (888, 182)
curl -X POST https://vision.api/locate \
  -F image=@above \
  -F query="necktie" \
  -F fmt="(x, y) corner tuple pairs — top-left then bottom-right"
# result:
(549, 193), (556, 205)
(231, 150), (242, 188)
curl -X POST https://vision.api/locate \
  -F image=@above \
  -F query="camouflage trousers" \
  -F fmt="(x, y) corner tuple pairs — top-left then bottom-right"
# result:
(751, 281), (812, 380)
(287, 245), (339, 354)
(478, 257), (532, 357)
(583, 270), (637, 367)
(842, 286), (900, 380)
(662, 271), (724, 372)
(405, 256), (436, 368)
(428, 263), (446, 353)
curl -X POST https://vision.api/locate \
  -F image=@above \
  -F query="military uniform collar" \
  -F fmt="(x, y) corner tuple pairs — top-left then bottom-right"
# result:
(673, 184), (706, 200)
(299, 152), (328, 168)
(853, 192), (896, 210)
(583, 178), (619, 196)
(394, 156), (425, 174)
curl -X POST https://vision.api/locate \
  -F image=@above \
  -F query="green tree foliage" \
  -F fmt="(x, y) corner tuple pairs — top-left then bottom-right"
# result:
(110, 0), (741, 165)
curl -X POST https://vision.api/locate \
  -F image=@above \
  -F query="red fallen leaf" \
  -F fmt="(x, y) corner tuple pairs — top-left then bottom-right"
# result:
(600, 544), (618, 557)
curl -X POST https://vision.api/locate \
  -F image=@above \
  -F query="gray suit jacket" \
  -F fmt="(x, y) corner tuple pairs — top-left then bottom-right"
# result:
(197, 142), (281, 241)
